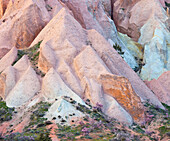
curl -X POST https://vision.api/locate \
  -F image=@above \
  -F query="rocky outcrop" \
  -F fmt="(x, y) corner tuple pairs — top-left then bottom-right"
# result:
(112, 0), (170, 80)
(0, 0), (50, 50)
(0, 55), (40, 107)
(41, 0), (139, 69)
(87, 29), (163, 109)
(99, 74), (144, 122)
(145, 71), (170, 106)
(0, 0), (168, 128)
(42, 68), (85, 105)
(5, 66), (40, 107)
(31, 8), (165, 123)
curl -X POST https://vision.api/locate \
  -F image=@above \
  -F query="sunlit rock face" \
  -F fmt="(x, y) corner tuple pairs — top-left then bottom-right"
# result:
(0, 0), (168, 128)
(0, 55), (40, 107)
(111, 0), (170, 80)
(0, 0), (50, 51)
(30, 7), (167, 124)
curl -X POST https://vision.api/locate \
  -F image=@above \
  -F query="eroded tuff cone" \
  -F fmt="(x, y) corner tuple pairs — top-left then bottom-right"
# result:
(5, 66), (40, 107)
(0, 47), (17, 72)
(63, 0), (139, 69)
(74, 46), (144, 122)
(0, 0), (50, 50)
(80, 77), (133, 124)
(87, 29), (164, 109)
(31, 7), (165, 123)
(145, 71), (170, 106)
(33, 8), (142, 123)
(0, 55), (40, 107)
(42, 68), (85, 105)
(0, 55), (30, 99)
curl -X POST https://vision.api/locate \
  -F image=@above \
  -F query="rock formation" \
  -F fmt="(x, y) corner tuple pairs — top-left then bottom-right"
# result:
(0, 0), (169, 140)
(112, 0), (170, 80)
(145, 71), (170, 105)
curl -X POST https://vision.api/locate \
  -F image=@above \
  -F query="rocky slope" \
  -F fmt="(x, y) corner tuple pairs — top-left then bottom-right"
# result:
(0, 0), (169, 140)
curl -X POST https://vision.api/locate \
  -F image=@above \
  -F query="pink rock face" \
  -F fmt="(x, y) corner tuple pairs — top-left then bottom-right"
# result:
(112, 0), (169, 41)
(0, 0), (50, 49)
(112, 0), (140, 41)
(145, 71), (170, 106)
(0, 0), (10, 19)
(0, 47), (10, 59)
(0, 47), (17, 73)
(32, 8), (165, 123)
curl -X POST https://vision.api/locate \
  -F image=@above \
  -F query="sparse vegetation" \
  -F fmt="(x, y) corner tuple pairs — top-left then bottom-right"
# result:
(4, 128), (51, 141)
(46, 4), (53, 11)
(113, 43), (124, 58)
(12, 41), (45, 77)
(55, 99), (170, 140)
(1, 97), (169, 141)
(2, 101), (53, 141)
(0, 97), (14, 123)
(24, 101), (52, 130)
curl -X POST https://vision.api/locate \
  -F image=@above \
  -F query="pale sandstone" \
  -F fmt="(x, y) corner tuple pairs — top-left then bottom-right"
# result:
(6, 66), (40, 107)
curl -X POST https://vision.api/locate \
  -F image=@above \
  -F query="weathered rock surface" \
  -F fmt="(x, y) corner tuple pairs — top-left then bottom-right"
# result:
(111, 0), (170, 80)
(139, 19), (170, 80)
(145, 71), (170, 106)
(31, 8), (165, 123)
(42, 68), (85, 105)
(87, 29), (163, 109)
(5, 66), (40, 107)
(0, 0), (50, 50)
(0, 47), (17, 73)
(99, 74), (144, 122)
(0, 0), (168, 128)
(0, 55), (40, 107)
